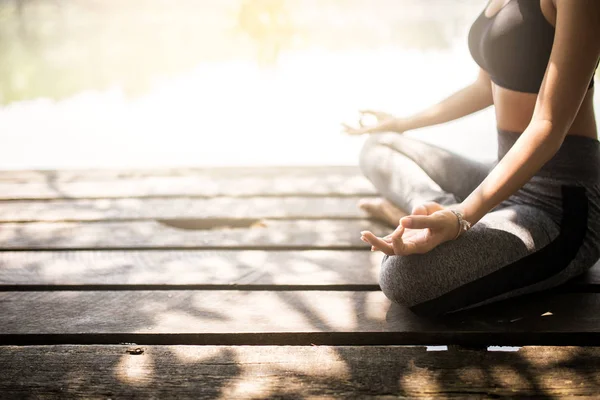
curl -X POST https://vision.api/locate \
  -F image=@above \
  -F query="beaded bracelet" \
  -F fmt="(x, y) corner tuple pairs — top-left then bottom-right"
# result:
(449, 209), (471, 240)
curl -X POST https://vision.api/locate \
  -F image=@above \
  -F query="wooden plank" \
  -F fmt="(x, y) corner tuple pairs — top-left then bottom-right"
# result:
(2, 290), (600, 346)
(0, 166), (365, 182)
(1, 345), (599, 398)
(0, 250), (381, 287)
(0, 175), (375, 199)
(0, 197), (366, 222)
(0, 220), (387, 250)
(0, 250), (597, 289)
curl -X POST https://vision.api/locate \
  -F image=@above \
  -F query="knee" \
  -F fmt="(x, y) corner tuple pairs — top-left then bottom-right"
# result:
(379, 254), (427, 309)
(359, 133), (395, 178)
(358, 135), (381, 176)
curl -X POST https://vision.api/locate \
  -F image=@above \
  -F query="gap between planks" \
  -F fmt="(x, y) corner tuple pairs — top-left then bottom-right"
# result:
(0, 284), (381, 292)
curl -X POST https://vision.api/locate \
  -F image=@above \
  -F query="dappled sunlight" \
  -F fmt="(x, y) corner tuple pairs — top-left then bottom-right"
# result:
(149, 310), (225, 333)
(36, 259), (82, 282)
(0, 249), (380, 285)
(151, 292), (316, 332)
(535, 368), (584, 391)
(520, 346), (586, 366)
(168, 255), (238, 283)
(369, 251), (384, 278)
(456, 365), (489, 383)
(0, 222), (84, 247)
(282, 259), (341, 282)
(0, 171), (376, 199)
(220, 377), (275, 399)
(299, 292), (359, 331)
(169, 346), (225, 364)
(236, 250), (380, 285)
(136, 297), (178, 316)
(132, 291), (393, 334)
(168, 346), (352, 398)
(489, 365), (536, 391)
(265, 347), (351, 378)
(2, 2), (600, 398)
(364, 291), (389, 322)
(3, 345), (600, 397)
(168, 345), (350, 380)
(0, 219), (385, 249)
(115, 351), (155, 386)
(236, 250), (269, 266)
(217, 348), (352, 399)
(398, 359), (444, 395)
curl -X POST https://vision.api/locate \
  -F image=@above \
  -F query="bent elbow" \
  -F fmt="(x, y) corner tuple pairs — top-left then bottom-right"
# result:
(528, 120), (568, 159)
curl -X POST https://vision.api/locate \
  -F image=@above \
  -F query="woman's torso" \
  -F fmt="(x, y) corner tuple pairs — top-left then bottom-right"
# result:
(469, 0), (598, 139)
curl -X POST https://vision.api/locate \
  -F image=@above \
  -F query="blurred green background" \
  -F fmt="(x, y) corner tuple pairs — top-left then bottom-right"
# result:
(0, 0), (476, 104)
(0, 0), (596, 169)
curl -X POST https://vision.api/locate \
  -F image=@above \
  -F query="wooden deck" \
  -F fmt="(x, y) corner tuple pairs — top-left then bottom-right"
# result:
(1, 166), (600, 398)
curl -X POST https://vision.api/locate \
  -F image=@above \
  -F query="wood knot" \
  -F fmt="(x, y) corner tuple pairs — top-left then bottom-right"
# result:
(126, 347), (144, 355)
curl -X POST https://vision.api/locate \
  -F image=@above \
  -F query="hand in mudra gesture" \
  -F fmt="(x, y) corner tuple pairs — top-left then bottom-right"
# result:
(342, 110), (405, 135)
(360, 202), (463, 256)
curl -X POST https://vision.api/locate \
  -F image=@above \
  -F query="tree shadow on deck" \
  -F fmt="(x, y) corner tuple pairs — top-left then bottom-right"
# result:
(2, 173), (600, 397)
(2, 344), (600, 398)
(2, 258), (600, 397)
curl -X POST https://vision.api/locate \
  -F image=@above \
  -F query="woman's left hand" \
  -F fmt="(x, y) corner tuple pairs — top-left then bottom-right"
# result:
(360, 202), (461, 256)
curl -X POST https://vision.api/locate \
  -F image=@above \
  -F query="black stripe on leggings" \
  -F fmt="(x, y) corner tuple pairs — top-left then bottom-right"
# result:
(410, 185), (589, 317)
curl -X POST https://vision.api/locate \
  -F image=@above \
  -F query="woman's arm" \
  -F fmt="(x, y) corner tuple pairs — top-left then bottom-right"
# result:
(459, 0), (600, 226)
(361, 0), (600, 257)
(400, 68), (493, 132)
(343, 68), (493, 135)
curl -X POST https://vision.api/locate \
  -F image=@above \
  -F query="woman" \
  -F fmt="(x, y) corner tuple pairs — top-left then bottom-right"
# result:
(343, 0), (600, 316)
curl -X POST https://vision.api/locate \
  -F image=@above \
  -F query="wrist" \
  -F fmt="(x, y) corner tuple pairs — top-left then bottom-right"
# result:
(454, 201), (482, 227)
(449, 209), (471, 239)
(392, 117), (410, 133)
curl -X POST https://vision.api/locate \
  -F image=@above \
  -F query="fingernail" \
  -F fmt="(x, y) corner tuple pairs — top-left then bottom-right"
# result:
(360, 231), (367, 235)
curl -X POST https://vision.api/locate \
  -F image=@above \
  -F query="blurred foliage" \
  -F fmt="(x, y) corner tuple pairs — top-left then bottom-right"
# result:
(0, 0), (476, 104)
(0, 0), (242, 103)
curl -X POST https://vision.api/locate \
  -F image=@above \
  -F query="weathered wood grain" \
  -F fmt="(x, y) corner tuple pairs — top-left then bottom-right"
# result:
(0, 250), (381, 287)
(0, 197), (366, 222)
(1, 345), (599, 398)
(0, 167), (376, 202)
(1, 250), (597, 289)
(0, 166), (363, 183)
(0, 175), (375, 199)
(2, 290), (600, 346)
(0, 220), (387, 250)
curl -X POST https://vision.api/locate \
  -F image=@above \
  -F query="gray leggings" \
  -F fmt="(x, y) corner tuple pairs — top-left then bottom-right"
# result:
(360, 130), (600, 316)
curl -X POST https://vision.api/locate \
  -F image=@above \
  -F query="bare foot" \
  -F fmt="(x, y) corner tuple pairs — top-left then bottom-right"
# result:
(358, 198), (407, 227)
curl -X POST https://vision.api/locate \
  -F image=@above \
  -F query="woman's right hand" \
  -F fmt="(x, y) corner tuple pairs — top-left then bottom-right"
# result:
(342, 110), (406, 135)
